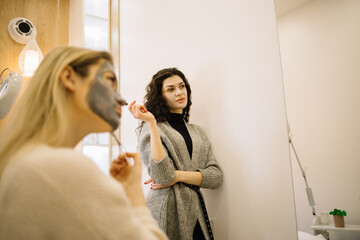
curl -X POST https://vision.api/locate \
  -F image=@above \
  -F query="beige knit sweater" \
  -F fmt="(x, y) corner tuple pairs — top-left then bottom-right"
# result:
(0, 144), (168, 240)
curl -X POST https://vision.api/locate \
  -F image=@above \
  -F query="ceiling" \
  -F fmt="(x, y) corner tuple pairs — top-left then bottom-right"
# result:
(274, 0), (317, 17)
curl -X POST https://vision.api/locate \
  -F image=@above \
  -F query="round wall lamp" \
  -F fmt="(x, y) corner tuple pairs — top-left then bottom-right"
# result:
(8, 17), (35, 44)
(8, 17), (43, 77)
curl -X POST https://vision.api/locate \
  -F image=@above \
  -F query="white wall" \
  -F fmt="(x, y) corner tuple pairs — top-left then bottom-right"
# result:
(277, 0), (360, 239)
(120, 1), (297, 239)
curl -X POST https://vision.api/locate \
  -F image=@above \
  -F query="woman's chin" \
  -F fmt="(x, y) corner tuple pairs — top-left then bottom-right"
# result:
(91, 121), (116, 133)
(95, 116), (120, 133)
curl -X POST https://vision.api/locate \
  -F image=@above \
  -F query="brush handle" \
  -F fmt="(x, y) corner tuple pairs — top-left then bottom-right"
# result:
(110, 132), (134, 165)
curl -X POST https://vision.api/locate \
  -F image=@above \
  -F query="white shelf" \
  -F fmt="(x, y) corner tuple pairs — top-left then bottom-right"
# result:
(311, 224), (360, 232)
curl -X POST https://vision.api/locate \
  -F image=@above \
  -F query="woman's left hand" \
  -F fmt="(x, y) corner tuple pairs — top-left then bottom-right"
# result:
(144, 178), (178, 190)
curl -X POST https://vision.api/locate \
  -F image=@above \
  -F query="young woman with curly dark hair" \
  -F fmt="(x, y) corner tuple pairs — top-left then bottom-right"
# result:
(129, 68), (222, 240)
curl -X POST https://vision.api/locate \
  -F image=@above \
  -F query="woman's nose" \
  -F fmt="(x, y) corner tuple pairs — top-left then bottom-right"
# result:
(116, 94), (128, 106)
(175, 87), (182, 96)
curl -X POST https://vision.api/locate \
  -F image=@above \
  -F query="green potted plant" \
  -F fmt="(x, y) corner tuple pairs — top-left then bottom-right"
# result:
(329, 208), (346, 227)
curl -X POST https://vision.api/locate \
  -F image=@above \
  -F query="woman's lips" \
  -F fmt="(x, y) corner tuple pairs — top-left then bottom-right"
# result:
(176, 98), (185, 103)
(115, 105), (122, 117)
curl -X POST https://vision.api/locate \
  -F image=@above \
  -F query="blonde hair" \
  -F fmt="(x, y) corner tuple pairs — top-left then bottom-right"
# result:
(0, 46), (112, 177)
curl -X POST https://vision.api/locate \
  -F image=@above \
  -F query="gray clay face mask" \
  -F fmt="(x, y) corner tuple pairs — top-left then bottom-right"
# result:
(86, 61), (122, 130)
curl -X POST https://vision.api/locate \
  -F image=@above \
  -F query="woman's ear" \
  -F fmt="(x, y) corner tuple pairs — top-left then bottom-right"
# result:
(59, 66), (77, 92)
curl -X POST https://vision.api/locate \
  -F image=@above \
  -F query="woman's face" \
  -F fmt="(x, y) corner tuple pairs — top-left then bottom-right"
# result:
(82, 59), (125, 131)
(161, 75), (187, 113)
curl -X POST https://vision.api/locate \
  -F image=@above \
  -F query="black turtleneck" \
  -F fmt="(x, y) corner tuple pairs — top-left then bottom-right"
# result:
(168, 113), (193, 159)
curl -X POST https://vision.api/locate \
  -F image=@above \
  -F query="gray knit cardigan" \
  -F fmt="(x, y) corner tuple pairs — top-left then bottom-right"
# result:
(137, 121), (222, 240)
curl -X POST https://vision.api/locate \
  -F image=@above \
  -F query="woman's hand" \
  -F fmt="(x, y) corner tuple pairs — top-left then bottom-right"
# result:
(128, 100), (155, 123)
(110, 152), (147, 207)
(144, 178), (178, 190)
(110, 152), (142, 188)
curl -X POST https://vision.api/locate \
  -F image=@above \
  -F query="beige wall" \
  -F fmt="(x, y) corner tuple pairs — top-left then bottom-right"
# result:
(277, 0), (360, 239)
(0, 0), (69, 129)
(120, 0), (297, 239)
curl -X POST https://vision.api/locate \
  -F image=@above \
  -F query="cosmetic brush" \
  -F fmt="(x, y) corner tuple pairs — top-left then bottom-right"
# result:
(110, 132), (134, 165)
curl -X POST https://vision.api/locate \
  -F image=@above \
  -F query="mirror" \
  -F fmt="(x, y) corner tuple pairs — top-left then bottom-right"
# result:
(120, 1), (298, 239)
(274, 0), (360, 239)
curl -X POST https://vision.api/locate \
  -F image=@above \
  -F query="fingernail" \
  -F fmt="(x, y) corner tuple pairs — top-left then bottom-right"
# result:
(144, 182), (146, 184)
(150, 187), (153, 189)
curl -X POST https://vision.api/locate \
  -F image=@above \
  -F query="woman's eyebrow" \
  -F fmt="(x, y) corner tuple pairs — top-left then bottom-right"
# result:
(98, 61), (115, 73)
(164, 82), (184, 88)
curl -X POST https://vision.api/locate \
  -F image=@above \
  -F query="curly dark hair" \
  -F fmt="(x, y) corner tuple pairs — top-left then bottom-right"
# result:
(138, 68), (192, 131)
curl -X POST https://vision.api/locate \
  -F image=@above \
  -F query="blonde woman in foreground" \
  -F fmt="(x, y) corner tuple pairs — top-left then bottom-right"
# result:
(0, 46), (167, 240)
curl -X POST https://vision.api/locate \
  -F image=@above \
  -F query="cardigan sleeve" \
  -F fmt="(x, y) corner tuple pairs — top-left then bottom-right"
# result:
(137, 125), (176, 185)
(195, 127), (223, 189)
(197, 146), (222, 189)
